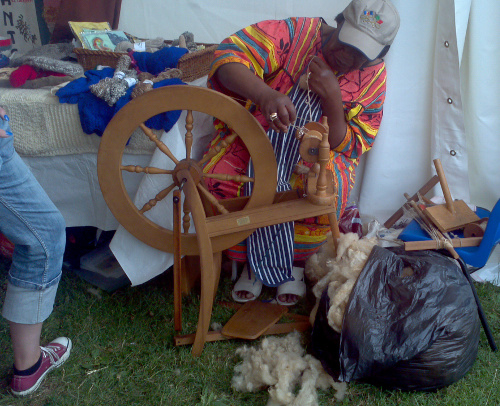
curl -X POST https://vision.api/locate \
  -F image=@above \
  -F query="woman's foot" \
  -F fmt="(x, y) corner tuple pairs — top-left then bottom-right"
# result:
(276, 266), (306, 306)
(231, 265), (263, 303)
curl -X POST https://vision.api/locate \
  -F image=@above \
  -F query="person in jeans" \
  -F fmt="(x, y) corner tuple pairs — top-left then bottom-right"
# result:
(0, 106), (72, 397)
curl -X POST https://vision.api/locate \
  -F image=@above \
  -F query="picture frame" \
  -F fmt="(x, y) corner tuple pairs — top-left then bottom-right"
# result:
(80, 30), (116, 51)
(106, 30), (129, 48)
(68, 21), (111, 47)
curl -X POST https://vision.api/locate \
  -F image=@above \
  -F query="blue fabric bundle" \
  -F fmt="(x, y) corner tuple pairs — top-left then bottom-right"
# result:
(56, 67), (184, 137)
(132, 46), (189, 75)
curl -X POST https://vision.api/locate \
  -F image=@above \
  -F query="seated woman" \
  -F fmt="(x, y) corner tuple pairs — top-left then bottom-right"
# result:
(202, 0), (400, 305)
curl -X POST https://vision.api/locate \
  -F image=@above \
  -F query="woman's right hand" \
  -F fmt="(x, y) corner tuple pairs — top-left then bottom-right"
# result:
(255, 87), (296, 132)
(0, 107), (13, 138)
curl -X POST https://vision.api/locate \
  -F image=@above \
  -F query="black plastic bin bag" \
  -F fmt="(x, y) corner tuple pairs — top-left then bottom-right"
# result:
(311, 246), (480, 391)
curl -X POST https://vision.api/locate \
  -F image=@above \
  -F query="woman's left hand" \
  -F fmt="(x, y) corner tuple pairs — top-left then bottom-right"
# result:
(307, 58), (347, 149)
(307, 57), (341, 102)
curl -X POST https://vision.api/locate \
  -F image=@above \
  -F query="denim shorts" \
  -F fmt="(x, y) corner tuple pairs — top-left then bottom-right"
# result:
(1, 117), (66, 324)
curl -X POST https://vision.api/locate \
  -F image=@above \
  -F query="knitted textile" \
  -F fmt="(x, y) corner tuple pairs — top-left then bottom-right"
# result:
(0, 55), (9, 69)
(10, 43), (83, 77)
(0, 36), (12, 51)
(10, 43), (74, 62)
(0, 87), (156, 157)
(9, 65), (66, 88)
(132, 46), (188, 75)
(90, 77), (130, 106)
(56, 67), (184, 136)
(19, 75), (72, 90)
(90, 55), (138, 106)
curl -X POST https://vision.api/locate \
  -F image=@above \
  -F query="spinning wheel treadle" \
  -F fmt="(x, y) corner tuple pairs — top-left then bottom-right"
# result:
(98, 85), (340, 356)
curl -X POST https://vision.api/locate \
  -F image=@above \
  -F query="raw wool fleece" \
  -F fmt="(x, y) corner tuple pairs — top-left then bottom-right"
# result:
(305, 232), (377, 332)
(232, 332), (346, 406)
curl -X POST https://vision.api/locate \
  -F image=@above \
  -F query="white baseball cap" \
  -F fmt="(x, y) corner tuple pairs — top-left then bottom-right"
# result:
(339, 0), (400, 60)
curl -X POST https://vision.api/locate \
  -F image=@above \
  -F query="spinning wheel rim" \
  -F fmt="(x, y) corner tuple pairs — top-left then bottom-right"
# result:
(98, 85), (277, 255)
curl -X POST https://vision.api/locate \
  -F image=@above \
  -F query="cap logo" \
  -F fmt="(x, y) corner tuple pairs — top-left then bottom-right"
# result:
(361, 10), (384, 29)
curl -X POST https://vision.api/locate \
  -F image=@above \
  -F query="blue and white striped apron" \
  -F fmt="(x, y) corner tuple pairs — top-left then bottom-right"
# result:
(246, 84), (323, 287)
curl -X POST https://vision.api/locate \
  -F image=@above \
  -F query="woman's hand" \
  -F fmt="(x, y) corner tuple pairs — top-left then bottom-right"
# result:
(307, 57), (347, 149)
(255, 87), (296, 132)
(215, 63), (296, 132)
(307, 57), (341, 102)
(0, 107), (12, 138)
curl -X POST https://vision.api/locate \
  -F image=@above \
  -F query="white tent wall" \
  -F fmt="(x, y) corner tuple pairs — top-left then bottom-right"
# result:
(461, 0), (500, 210)
(118, 0), (500, 224)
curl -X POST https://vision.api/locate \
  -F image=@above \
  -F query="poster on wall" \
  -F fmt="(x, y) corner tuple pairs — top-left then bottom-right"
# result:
(1, 0), (50, 56)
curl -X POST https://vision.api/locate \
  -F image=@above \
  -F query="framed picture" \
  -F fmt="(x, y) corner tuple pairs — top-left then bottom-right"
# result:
(68, 21), (111, 47)
(81, 30), (116, 51)
(106, 30), (129, 47)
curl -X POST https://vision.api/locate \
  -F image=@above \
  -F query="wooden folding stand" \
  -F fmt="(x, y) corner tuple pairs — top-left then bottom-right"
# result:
(392, 160), (497, 352)
(424, 159), (479, 232)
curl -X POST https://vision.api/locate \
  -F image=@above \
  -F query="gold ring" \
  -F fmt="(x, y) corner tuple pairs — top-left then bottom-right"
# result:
(269, 112), (278, 121)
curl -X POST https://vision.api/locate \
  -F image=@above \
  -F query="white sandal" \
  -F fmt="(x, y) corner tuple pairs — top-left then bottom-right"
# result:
(276, 266), (306, 306)
(231, 265), (263, 303)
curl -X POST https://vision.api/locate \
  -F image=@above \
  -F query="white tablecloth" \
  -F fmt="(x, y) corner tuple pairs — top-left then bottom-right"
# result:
(110, 77), (216, 285)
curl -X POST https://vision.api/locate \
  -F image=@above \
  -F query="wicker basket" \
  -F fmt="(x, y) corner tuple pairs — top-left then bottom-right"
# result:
(74, 44), (217, 82)
(74, 48), (124, 71)
(177, 45), (217, 82)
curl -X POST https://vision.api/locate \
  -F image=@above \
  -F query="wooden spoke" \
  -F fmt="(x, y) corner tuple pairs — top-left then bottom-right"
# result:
(196, 183), (229, 215)
(121, 164), (173, 175)
(139, 182), (176, 214)
(182, 194), (191, 233)
(139, 123), (179, 164)
(185, 110), (193, 161)
(203, 173), (254, 183)
(198, 131), (238, 166)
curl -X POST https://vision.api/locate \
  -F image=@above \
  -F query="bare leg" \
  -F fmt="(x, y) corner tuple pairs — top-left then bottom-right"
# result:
(9, 321), (42, 370)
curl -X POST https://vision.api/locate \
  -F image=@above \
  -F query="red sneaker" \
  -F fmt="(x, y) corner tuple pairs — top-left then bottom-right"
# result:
(10, 337), (72, 397)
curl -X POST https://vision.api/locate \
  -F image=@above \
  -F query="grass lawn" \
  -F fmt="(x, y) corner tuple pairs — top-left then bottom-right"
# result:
(0, 253), (499, 406)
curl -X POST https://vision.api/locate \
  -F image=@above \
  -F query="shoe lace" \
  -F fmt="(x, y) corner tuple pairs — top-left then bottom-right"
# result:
(40, 344), (61, 364)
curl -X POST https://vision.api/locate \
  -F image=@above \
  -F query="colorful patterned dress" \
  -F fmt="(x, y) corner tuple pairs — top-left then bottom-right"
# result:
(202, 17), (387, 285)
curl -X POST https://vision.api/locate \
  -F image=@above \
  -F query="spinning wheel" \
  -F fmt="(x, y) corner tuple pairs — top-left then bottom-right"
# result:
(98, 85), (340, 356)
(98, 85), (277, 255)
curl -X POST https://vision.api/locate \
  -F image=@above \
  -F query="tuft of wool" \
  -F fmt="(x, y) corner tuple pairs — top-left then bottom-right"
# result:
(232, 332), (344, 406)
(305, 232), (377, 332)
